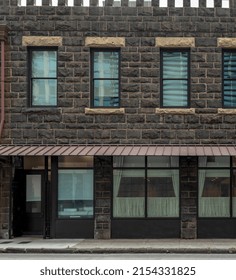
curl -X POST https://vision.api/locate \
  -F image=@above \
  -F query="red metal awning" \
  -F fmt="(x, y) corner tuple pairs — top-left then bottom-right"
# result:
(0, 145), (236, 156)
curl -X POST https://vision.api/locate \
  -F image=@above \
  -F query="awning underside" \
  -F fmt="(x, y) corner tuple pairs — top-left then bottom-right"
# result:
(0, 145), (236, 156)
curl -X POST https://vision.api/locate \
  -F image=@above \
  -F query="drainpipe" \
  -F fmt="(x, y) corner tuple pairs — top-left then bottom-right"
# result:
(0, 40), (5, 139)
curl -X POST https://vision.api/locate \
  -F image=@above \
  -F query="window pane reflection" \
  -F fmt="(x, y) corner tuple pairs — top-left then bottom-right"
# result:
(147, 170), (179, 217)
(26, 174), (41, 213)
(198, 169), (230, 217)
(113, 169), (145, 217)
(232, 170), (236, 217)
(32, 79), (57, 106)
(58, 170), (93, 219)
(94, 52), (119, 79)
(94, 80), (119, 107)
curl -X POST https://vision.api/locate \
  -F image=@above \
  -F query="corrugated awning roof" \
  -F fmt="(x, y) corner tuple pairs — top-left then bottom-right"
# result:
(0, 145), (236, 156)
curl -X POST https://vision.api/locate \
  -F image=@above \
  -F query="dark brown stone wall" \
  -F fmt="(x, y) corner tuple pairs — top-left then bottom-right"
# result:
(0, 1), (236, 239)
(0, 2), (235, 145)
(0, 158), (12, 239)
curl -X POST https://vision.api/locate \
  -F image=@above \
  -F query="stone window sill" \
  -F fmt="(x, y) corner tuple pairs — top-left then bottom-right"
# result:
(85, 108), (125, 115)
(218, 108), (236, 114)
(155, 108), (195, 115)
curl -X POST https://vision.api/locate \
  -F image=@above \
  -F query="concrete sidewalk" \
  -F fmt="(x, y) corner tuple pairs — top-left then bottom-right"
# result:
(1, 237), (236, 254)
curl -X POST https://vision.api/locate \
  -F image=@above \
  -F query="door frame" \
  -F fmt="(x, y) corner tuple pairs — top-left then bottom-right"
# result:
(23, 170), (45, 236)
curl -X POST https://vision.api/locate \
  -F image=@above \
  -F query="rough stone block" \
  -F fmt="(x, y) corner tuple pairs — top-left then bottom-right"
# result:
(74, 0), (83, 5)
(168, 0), (175, 7)
(155, 108), (195, 115)
(58, 0), (66, 5)
(27, 0), (34, 5)
(42, 0), (50, 5)
(105, 0), (113, 6)
(151, 0), (159, 6)
(214, 0), (222, 7)
(22, 36), (62, 46)
(85, 108), (125, 115)
(181, 228), (197, 239)
(85, 37), (125, 47)
(90, 0), (98, 6)
(218, 37), (236, 48)
(156, 37), (195, 47)
(199, 0), (206, 7)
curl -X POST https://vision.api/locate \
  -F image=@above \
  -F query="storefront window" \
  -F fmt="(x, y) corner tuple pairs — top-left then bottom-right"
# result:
(147, 170), (179, 217)
(58, 170), (93, 219)
(232, 170), (236, 217)
(198, 157), (230, 218)
(113, 156), (179, 218)
(198, 156), (230, 168)
(113, 169), (145, 217)
(58, 156), (94, 219)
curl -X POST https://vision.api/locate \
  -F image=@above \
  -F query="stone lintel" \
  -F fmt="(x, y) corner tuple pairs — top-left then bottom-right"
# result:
(22, 36), (63, 46)
(218, 108), (236, 114)
(85, 108), (125, 115)
(218, 38), (236, 48)
(155, 108), (195, 115)
(156, 37), (195, 48)
(85, 37), (125, 47)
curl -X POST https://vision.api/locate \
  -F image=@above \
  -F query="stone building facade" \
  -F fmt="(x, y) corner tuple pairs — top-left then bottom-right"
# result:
(0, 0), (236, 239)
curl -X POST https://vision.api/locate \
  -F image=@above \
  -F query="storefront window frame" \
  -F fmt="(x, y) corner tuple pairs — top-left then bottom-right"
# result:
(57, 156), (94, 220)
(112, 156), (180, 219)
(198, 156), (236, 219)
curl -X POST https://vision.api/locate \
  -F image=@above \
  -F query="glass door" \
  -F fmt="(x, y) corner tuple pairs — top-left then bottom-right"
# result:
(23, 171), (44, 235)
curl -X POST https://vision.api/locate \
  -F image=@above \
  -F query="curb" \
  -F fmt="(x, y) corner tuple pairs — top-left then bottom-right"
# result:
(1, 247), (236, 254)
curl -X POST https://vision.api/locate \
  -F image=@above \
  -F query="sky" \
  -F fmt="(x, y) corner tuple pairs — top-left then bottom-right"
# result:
(19, 0), (230, 8)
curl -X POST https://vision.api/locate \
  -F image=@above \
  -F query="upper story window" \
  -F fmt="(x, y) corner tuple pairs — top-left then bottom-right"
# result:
(29, 48), (57, 107)
(223, 50), (236, 108)
(91, 49), (120, 108)
(160, 49), (190, 108)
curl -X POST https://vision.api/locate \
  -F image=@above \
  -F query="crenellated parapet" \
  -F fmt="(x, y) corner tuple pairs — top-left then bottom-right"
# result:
(1, 0), (233, 8)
